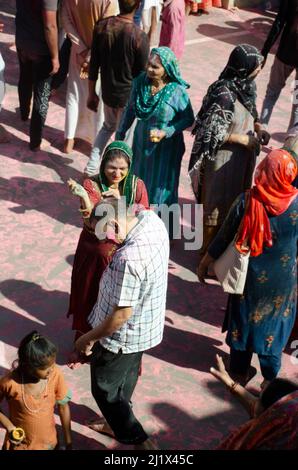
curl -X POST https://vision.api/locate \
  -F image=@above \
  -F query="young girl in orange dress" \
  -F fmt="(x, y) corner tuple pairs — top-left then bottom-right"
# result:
(0, 331), (72, 450)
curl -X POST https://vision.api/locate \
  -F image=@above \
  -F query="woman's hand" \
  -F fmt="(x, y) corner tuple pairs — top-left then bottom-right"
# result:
(197, 253), (213, 284)
(210, 354), (233, 387)
(102, 188), (121, 199)
(150, 129), (166, 143)
(256, 128), (270, 146)
(238, 134), (260, 151)
(67, 178), (88, 198)
(78, 207), (91, 219)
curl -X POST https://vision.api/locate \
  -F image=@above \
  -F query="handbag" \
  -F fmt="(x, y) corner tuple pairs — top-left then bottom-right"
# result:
(213, 192), (250, 295)
(213, 238), (250, 295)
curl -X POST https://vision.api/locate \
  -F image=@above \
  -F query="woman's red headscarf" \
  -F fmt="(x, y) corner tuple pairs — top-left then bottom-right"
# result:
(236, 149), (298, 257)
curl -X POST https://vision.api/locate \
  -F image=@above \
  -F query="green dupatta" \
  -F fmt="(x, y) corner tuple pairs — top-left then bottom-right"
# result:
(96, 141), (138, 205)
(135, 46), (190, 121)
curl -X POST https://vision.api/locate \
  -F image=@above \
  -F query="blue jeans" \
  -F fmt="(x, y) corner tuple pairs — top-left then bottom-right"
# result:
(85, 104), (124, 176)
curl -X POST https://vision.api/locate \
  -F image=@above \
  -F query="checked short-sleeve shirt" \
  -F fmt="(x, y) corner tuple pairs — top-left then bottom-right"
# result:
(88, 210), (169, 353)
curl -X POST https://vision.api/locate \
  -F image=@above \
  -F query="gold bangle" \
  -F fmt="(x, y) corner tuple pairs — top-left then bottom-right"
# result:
(229, 381), (239, 394)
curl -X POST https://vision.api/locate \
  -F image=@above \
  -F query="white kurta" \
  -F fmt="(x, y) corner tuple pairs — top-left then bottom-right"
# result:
(65, 44), (103, 143)
(61, 0), (117, 143)
(0, 53), (5, 109)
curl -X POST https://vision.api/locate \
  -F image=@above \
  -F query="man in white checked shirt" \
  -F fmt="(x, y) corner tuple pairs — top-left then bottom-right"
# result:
(75, 198), (169, 449)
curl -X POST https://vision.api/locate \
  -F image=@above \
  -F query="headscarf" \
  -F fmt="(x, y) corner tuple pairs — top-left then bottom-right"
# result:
(218, 391), (298, 450)
(134, 46), (189, 121)
(188, 44), (263, 201)
(97, 141), (138, 205)
(236, 149), (298, 257)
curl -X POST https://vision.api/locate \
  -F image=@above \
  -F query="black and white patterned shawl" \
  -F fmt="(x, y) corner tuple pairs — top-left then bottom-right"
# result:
(188, 44), (263, 201)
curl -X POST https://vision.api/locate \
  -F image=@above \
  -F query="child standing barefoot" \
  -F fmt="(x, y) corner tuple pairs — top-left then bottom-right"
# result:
(0, 331), (72, 450)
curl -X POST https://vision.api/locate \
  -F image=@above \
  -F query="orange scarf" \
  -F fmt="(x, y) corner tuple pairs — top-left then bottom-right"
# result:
(236, 149), (298, 257)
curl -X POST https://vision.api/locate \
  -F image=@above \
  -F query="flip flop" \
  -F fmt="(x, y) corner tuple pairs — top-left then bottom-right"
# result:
(85, 418), (114, 438)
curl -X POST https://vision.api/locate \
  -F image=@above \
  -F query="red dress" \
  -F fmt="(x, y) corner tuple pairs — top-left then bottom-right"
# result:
(67, 178), (149, 335)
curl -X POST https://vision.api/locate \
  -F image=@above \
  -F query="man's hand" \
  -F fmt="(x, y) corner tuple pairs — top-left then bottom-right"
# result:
(87, 93), (99, 112)
(0, 23), (4, 33)
(50, 57), (60, 76)
(75, 333), (94, 356)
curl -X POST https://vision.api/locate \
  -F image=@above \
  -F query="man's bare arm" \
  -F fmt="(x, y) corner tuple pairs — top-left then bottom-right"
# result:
(42, 9), (59, 75)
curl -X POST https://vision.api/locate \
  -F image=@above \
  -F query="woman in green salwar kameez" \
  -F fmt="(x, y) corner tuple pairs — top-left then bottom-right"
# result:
(116, 47), (194, 211)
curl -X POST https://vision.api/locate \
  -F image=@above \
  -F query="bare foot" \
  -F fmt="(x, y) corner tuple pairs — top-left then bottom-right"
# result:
(85, 418), (114, 438)
(63, 138), (75, 154)
(228, 7), (239, 13)
(135, 438), (159, 450)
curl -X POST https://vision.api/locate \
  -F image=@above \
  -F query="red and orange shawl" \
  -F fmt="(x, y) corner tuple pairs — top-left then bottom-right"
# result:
(236, 149), (298, 257)
(218, 391), (298, 450)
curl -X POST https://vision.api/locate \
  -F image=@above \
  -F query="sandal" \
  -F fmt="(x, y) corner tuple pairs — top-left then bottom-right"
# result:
(85, 418), (114, 438)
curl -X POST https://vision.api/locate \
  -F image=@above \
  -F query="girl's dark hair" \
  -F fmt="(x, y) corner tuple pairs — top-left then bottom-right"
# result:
(261, 378), (298, 410)
(16, 331), (57, 372)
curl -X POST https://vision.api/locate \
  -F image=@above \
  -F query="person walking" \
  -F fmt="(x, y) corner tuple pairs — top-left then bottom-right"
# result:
(116, 47), (194, 219)
(198, 149), (298, 389)
(15, 0), (60, 151)
(61, 0), (118, 154)
(75, 198), (169, 449)
(260, 0), (298, 131)
(84, 0), (149, 176)
(189, 44), (269, 257)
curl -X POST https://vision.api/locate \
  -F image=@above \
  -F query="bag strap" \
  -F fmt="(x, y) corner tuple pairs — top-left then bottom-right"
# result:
(235, 190), (250, 251)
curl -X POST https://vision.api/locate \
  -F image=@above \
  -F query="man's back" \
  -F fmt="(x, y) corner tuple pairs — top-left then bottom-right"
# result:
(89, 16), (149, 108)
(15, 0), (58, 55)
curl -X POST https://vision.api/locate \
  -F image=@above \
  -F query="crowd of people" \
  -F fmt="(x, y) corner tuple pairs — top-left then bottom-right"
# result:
(0, 0), (297, 451)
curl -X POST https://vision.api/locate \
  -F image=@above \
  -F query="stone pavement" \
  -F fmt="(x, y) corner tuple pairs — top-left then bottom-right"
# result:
(0, 2), (297, 450)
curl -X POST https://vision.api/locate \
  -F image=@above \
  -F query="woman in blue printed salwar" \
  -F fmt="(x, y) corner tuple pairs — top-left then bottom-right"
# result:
(116, 47), (194, 212)
(198, 148), (298, 389)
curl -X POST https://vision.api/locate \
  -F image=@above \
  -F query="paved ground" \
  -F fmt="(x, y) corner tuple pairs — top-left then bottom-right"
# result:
(0, 2), (297, 450)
